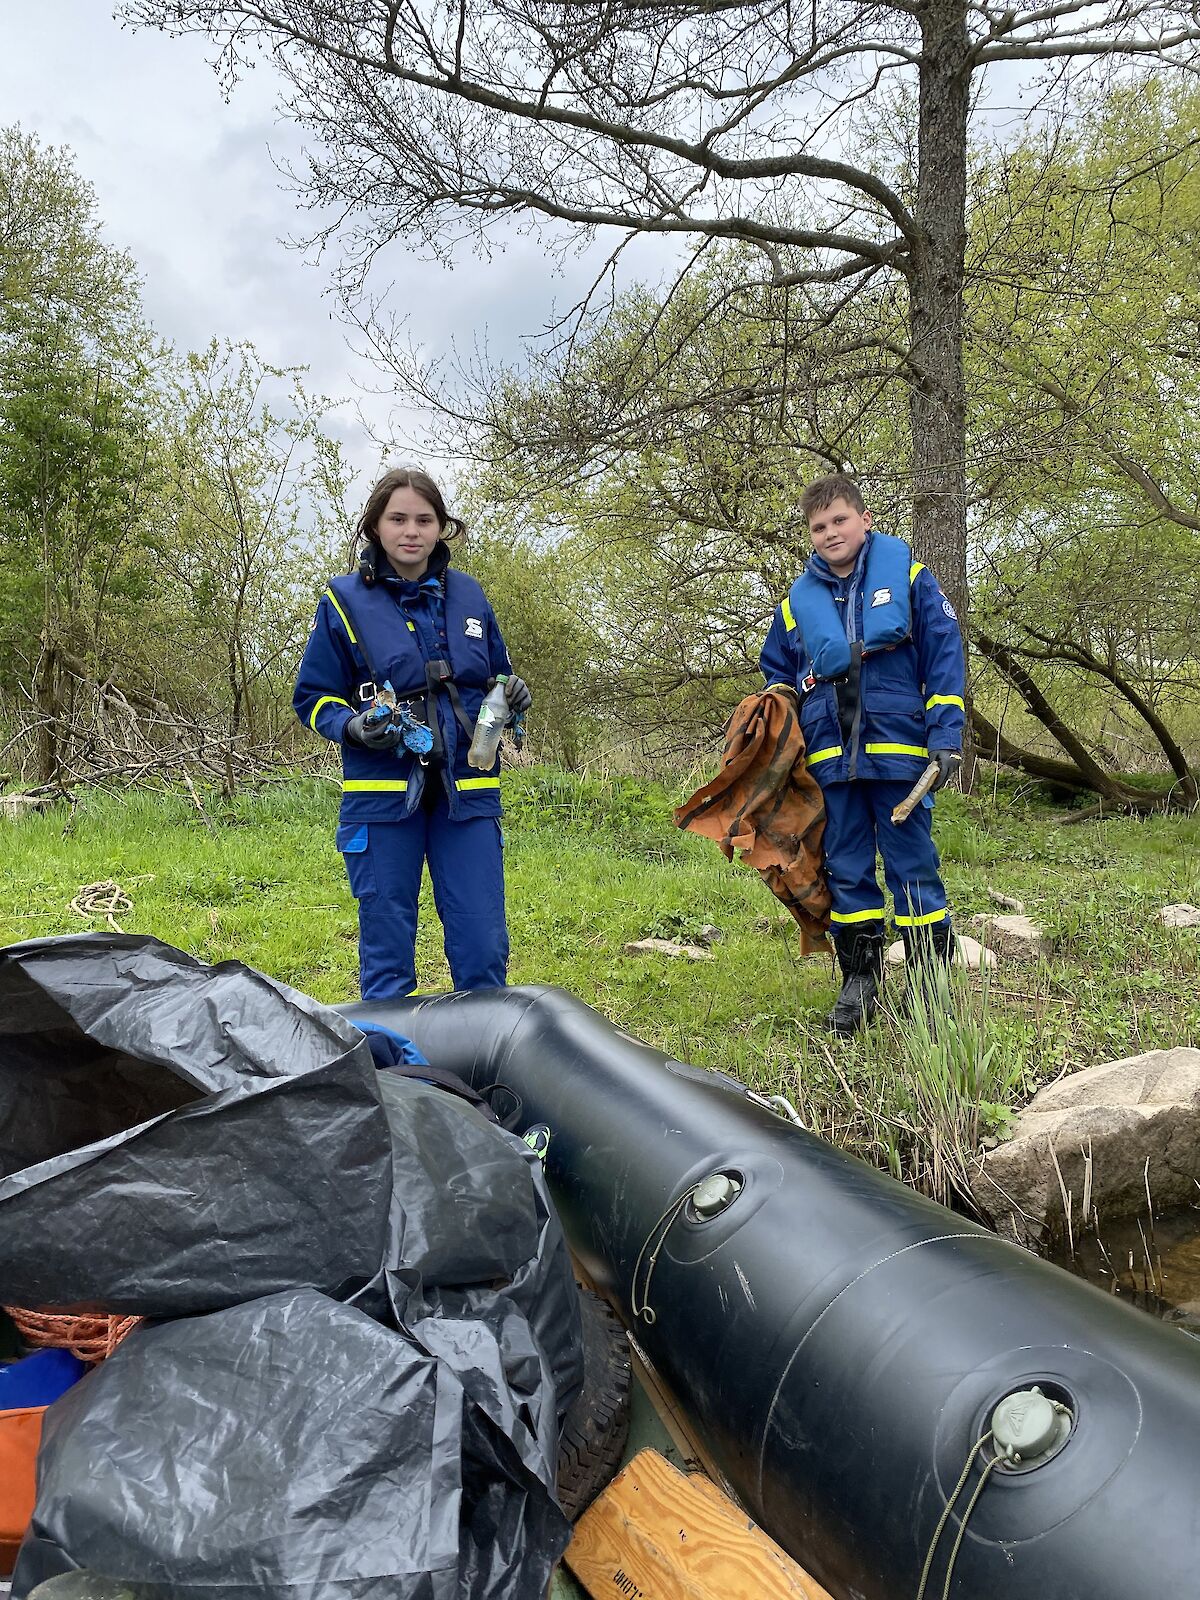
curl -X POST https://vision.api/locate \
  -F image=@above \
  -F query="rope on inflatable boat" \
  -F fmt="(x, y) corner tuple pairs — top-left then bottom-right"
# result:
(915, 1428), (997, 1600)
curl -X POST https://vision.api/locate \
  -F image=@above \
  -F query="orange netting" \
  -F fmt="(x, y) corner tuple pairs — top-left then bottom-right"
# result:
(2, 1306), (143, 1364)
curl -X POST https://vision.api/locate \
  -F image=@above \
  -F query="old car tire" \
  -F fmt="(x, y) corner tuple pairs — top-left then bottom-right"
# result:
(555, 1288), (632, 1521)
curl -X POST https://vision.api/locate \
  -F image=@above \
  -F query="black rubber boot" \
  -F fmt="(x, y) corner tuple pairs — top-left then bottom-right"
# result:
(826, 925), (886, 1036)
(901, 918), (956, 1008)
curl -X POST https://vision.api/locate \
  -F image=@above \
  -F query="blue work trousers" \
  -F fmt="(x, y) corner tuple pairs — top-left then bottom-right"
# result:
(338, 806), (508, 1000)
(822, 779), (949, 930)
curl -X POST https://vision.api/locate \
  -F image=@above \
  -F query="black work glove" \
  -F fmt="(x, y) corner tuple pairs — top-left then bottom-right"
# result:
(346, 709), (405, 751)
(929, 750), (962, 792)
(503, 675), (532, 715)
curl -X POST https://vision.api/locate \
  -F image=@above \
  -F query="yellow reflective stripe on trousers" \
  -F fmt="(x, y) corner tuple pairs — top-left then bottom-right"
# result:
(806, 745), (843, 765)
(309, 694), (350, 731)
(342, 779), (408, 792)
(781, 596), (796, 633)
(830, 908), (886, 924)
(865, 742), (928, 757)
(455, 777), (501, 791)
(926, 694), (964, 711)
(909, 561), (925, 583)
(895, 908), (949, 927)
(324, 587), (358, 644)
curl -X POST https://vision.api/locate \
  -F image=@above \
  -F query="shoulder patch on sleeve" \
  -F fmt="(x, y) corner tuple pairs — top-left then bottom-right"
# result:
(942, 598), (957, 620)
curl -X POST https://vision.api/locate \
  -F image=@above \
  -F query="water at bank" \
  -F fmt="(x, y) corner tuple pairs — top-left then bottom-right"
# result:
(1048, 1204), (1200, 1335)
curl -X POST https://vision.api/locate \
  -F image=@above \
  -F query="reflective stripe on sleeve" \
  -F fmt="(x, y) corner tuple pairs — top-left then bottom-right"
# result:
(926, 694), (964, 711)
(909, 561), (925, 583)
(781, 596), (796, 632)
(309, 694), (350, 731)
(805, 745), (844, 766)
(865, 743), (928, 757)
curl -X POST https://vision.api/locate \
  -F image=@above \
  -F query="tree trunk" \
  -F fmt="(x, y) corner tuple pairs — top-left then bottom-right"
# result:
(909, 0), (972, 774)
(908, 0), (970, 624)
(31, 641), (61, 785)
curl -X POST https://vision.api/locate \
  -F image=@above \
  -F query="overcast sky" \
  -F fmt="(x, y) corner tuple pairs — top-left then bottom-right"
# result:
(2, 3), (676, 488)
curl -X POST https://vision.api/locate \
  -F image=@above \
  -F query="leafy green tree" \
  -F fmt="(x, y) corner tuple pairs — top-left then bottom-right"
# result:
(0, 127), (160, 783)
(152, 341), (352, 781)
(126, 0), (1200, 637)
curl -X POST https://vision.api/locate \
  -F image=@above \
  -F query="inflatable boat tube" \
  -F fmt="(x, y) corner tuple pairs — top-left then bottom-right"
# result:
(342, 986), (1200, 1600)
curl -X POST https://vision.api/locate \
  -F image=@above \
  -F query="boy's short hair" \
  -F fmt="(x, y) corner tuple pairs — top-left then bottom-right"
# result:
(801, 474), (866, 523)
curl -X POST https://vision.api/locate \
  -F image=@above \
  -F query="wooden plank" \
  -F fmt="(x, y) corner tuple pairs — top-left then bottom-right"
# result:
(564, 1448), (836, 1600)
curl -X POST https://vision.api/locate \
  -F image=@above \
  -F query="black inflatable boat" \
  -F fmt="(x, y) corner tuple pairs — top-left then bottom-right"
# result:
(344, 984), (1200, 1600)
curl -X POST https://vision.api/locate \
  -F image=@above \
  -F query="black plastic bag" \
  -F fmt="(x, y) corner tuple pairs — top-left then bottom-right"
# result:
(16, 1290), (470, 1600)
(0, 935), (391, 1315)
(3, 936), (583, 1600)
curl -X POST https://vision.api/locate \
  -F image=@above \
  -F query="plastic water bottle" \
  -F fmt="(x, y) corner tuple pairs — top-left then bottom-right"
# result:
(467, 675), (510, 769)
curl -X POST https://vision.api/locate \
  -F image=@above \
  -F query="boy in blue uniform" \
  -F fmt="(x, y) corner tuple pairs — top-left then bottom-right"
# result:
(760, 475), (965, 1034)
(294, 467), (531, 1001)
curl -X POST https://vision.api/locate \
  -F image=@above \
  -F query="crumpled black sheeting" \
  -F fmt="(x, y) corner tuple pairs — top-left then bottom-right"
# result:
(0, 936), (391, 1315)
(1, 935), (580, 1600)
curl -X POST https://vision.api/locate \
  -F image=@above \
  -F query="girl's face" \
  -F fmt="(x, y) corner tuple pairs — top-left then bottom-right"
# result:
(375, 486), (442, 579)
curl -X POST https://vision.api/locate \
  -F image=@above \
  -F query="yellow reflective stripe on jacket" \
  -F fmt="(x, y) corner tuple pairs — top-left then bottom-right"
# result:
(830, 908), (886, 924)
(805, 745), (843, 766)
(909, 561), (925, 583)
(865, 742), (928, 758)
(342, 779), (408, 792)
(455, 776), (501, 791)
(926, 694), (964, 711)
(895, 908), (949, 927)
(781, 596), (796, 633)
(309, 694), (350, 731)
(324, 587), (358, 644)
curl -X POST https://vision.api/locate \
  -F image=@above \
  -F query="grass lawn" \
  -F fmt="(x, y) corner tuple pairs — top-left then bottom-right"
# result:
(2, 766), (1198, 1203)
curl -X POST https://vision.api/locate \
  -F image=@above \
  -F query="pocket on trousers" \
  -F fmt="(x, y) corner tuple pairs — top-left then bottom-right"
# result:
(336, 822), (377, 901)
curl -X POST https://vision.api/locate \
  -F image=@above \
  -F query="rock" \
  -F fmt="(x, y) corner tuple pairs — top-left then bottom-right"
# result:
(986, 888), (1026, 913)
(1161, 903), (1200, 929)
(0, 792), (53, 818)
(623, 938), (713, 962)
(971, 1047), (1200, 1247)
(885, 934), (996, 969)
(968, 913), (1050, 960)
(697, 924), (725, 945)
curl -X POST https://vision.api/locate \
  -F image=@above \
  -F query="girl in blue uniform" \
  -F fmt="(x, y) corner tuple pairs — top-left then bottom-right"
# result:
(294, 467), (531, 1000)
(761, 474), (965, 1034)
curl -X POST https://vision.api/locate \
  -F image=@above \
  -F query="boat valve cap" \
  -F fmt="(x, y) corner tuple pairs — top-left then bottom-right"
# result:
(990, 1385), (1073, 1471)
(691, 1171), (743, 1220)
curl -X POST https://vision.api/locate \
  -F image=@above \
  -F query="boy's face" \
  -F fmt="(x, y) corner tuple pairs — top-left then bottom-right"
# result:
(808, 496), (872, 577)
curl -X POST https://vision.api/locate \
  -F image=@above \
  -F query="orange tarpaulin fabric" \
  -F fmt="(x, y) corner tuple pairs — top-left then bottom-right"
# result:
(1, 1406), (44, 1575)
(675, 687), (832, 949)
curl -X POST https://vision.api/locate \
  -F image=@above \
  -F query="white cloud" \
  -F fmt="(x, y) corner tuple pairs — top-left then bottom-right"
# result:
(2, 3), (684, 495)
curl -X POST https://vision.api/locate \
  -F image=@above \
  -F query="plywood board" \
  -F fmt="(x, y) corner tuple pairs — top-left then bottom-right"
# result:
(565, 1447), (835, 1600)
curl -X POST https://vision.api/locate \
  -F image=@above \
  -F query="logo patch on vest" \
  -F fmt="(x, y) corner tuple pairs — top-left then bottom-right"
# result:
(464, 617), (484, 639)
(870, 587), (892, 608)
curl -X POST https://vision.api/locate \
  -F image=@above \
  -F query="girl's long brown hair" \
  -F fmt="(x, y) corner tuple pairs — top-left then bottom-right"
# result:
(353, 467), (466, 555)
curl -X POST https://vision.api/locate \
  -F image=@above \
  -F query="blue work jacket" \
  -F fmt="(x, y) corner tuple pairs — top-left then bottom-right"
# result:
(293, 542), (512, 821)
(759, 530), (965, 788)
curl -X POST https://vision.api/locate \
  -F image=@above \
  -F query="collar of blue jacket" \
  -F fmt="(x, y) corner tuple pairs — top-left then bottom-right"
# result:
(378, 537), (451, 597)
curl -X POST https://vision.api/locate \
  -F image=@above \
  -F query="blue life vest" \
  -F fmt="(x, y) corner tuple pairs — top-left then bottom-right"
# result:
(789, 531), (913, 680)
(326, 569), (493, 701)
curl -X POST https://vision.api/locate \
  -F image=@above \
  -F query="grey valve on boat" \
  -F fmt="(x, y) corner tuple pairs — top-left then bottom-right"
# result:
(691, 1172), (743, 1219)
(990, 1386), (1073, 1470)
